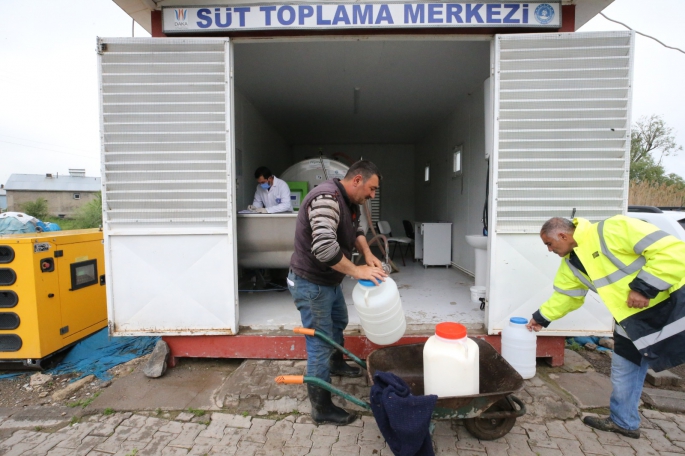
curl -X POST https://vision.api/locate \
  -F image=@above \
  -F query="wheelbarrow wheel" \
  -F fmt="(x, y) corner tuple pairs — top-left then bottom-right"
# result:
(463, 398), (516, 440)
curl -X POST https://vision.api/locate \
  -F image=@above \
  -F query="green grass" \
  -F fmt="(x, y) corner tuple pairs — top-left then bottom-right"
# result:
(69, 416), (80, 426)
(187, 407), (206, 417)
(103, 408), (114, 416)
(67, 391), (101, 408)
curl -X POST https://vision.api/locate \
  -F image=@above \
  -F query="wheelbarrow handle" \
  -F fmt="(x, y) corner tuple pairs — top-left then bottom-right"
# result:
(274, 375), (372, 411)
(275, 375), (304, 384)
(292, 327), (368, 371)
(478, 395), (527, 420)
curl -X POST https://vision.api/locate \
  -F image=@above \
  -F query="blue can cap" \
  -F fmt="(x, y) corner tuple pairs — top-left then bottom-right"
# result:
(510, 317), (528, 325)
(358, 279), (377, 287)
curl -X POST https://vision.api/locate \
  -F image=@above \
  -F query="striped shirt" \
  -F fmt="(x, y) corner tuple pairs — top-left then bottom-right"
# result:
(309, 194), (365, 266)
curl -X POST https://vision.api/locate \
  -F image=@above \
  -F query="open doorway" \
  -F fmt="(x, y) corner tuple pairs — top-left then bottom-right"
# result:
(233, 37), (492, 333)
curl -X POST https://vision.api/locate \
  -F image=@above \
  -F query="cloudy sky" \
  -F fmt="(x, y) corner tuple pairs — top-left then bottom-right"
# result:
(1, 0), (684, 186)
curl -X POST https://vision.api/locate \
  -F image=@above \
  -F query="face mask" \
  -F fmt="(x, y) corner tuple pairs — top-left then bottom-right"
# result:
(260, 182), (270, 189)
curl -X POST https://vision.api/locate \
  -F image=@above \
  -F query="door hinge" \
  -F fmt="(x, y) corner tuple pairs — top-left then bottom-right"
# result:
(54, 250), (63, 258)
(60, 326), (69, 335)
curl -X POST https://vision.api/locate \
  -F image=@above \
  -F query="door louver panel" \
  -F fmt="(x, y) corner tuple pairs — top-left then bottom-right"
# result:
(100, 39), (229, 226)
(494, 32), (633, 233)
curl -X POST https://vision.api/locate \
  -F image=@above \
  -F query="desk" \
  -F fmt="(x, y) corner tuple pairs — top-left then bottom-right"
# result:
(414, 222), (452, 267)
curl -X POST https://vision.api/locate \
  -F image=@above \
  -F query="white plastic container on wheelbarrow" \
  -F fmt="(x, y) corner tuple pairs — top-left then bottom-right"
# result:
(352, 278), (406, 345)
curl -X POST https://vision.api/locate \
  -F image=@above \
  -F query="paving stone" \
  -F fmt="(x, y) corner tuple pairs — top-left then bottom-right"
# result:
(553, 438), (585, 456)
(561, 349), (593, 373)
(641, 409), (668, 420)
(603, 444), (636, 456)
(137, 431), (177, 456)
(28, 432), (70, 454)
(545, 421), (576, 440)
(455, 425), (485, 452)
(282, 447), (310, 456)
(479, 440), (509, 456)
(617, 434), (661, 456)
(642, 427), (685, 453)
(218, 427), (248, 447)
(646, 369), (682, 387)
(432, 421), (454, 436)
(529, 447), (562, 456)
(554, 372), (612, 409)
(159, 420), (186, 434)
(168, 422), (205, 449)
(652, 418), (685, 441)
(642, 388), (685, 414)
(521, 422), (557, 449)
(176, 412), (195, 422)
(310, 434), (339, 449)
(592, 427), (630, 447)
(266, 416), (295, 437)
(161, 446), (191, 455)
(216, 413), (252, 429)
(330, 446), (361, 455)
(503, 433), (536, 455)
(434, 435), (458, 455)
(312, 424), (341, 436)
(188, 444), (214, 455)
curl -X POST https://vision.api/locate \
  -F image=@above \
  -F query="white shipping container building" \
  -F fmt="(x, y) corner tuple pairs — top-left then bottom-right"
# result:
(102, 0), (632, 365)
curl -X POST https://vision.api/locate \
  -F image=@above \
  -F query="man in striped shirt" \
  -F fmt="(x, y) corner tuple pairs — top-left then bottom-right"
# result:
(288, 160), (387, 425)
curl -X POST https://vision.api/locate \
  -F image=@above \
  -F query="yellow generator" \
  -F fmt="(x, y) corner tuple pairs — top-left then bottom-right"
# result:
(0, 229), (107, 367)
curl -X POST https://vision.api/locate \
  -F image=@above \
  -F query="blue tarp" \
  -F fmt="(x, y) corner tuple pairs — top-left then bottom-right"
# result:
(566, 336), (612, 352)
(0, 329), (159, 381)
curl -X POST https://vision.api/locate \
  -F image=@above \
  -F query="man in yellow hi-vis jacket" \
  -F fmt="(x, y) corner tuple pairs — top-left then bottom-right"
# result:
(526, 215), (685, 439)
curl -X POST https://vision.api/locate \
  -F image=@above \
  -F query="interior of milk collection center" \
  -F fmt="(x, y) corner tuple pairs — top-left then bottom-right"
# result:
(231, 38), (492, 332)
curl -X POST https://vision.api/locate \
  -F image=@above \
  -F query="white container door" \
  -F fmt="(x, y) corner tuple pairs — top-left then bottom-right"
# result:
(486, 31), (634, 336)
(98, 38), (238, 336)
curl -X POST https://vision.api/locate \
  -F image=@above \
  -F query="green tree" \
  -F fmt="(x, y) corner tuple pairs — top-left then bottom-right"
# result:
(631, 114), (683, 166)
(630, 115), (683, 187)
(21, 198), (49, 220)
(72, 192), (103, 229)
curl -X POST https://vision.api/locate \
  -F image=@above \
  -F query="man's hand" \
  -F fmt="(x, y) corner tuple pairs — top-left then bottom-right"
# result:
(365, 253), (383, 269)
(526, 318), (542, 332)
(248, 205), (268, 213)
(353, 265), (387, 285)
(627, 290), (650, 309)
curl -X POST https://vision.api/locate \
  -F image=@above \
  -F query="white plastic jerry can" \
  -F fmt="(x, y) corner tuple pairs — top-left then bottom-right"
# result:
(501, 317), (537, 379)
(423, 322), (479, 397)
(351, 278), (406, 345)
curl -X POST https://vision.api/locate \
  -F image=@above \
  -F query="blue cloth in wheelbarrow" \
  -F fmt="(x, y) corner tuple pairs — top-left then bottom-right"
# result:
(370, 371), (438, 456)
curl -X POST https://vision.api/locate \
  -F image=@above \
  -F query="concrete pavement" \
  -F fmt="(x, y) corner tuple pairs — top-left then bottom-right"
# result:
(1, 357), (685, 455)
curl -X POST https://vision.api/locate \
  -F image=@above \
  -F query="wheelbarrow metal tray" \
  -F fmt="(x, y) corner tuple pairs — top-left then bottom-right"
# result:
(366, 338), (524, 419)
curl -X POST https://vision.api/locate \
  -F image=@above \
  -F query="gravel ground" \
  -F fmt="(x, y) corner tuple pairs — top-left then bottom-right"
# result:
(0, 355), (148, 409)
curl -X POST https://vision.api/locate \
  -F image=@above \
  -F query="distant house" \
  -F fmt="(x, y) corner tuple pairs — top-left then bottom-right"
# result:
(5, 170), (101, 218)
(0, 186), (6, 211)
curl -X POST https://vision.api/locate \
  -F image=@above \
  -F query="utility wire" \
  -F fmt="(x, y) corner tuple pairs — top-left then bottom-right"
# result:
(600, 12), (685, 55)
(0, 134), (93, 154)
(0, 140), (96, 159)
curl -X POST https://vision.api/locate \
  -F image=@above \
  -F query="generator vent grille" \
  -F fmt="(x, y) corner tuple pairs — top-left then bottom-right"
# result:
(0, 335), (22, 352)
(0, 269), (16, 286)
(0, 313), (19, 330)
(99, 38), (230, 227)
(0, 291), (18, 308)
(494, 32), (633, 233)
(0, 246), (14, 264)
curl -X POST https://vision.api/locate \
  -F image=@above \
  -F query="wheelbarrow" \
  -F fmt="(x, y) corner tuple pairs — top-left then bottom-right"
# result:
(275, 328), (526, 440)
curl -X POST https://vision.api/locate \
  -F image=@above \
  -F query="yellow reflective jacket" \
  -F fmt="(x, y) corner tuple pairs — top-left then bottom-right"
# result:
(535, 216), (685, 371)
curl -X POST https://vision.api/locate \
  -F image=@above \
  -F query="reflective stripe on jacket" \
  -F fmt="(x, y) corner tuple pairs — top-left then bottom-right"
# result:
(538, 216), (685, 371)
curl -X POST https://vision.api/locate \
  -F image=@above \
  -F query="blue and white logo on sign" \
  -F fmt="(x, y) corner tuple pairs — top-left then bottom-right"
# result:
(534, 4), (555, 24)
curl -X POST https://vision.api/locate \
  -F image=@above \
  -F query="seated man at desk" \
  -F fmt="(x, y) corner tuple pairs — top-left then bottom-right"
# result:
(248, 166), (293, 213)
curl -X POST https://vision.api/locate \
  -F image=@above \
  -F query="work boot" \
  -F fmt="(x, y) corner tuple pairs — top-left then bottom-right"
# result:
(307, 384), (357, 425)
(583, 416), (640, 439)
(330, 350), (362, 378)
